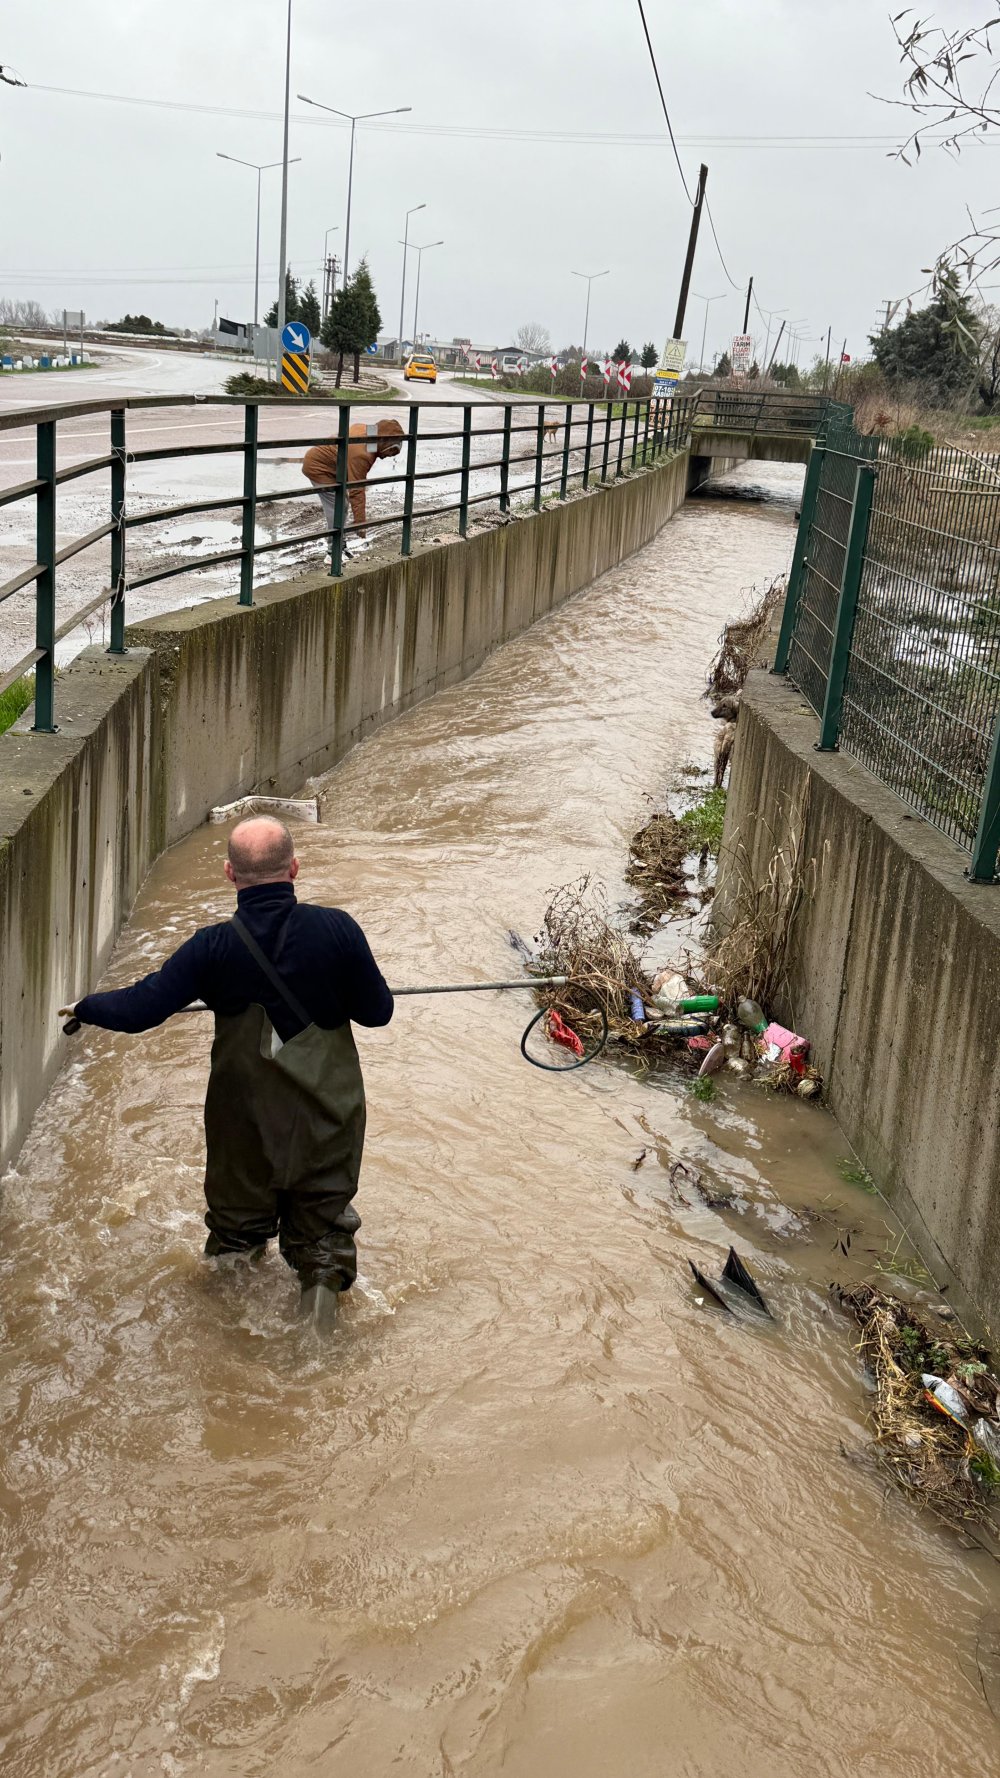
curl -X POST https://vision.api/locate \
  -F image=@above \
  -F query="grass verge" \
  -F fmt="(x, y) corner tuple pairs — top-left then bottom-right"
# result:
(0, 675), (34, 735)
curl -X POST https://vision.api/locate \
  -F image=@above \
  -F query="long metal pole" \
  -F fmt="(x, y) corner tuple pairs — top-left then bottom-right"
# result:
(399, 211), (410, 360)
(583, 280), (591, 357)
(344, 117), (356, 283)
(412, 247), (422, 344)
(253, 167), (262, 328)
(277, 0), (292, 344)
(700, 298), (709, 372)
(742, 275), (753, 334)
(673, 162), (707, 340)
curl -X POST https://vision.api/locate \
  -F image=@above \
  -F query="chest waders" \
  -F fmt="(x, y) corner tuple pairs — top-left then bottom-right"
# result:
(202, 917), (365, 1329)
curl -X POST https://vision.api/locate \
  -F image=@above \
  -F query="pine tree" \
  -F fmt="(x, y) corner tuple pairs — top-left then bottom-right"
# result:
(640, 341), (657, 371)
(264, 270), (300, 329)
(870, 273), (982, 401)
(612, 337), (632, 363)
(715, 350), (732, 378)
(321, 259), (382, 386)
(298, 280), (321, 336)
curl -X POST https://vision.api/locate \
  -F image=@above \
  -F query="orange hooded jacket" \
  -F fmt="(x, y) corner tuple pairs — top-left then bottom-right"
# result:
(302, 418), (405, 529)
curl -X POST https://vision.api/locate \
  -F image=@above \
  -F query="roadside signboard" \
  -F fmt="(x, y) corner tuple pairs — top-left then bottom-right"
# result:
(281, 320), (311, 355)
(580, 356), (588, 380)
(731, 333), (753, 377)
(549, 355), (558, 380)
(602, 358), (612, 386)
(617, 361), (632, 393)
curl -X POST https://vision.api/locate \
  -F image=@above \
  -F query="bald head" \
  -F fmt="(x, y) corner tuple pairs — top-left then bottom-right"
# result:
(225, 817), (298, 889)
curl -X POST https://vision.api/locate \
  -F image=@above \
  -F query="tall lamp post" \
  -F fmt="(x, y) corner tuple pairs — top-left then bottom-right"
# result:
(277, 0), (293, 344)
(570, 268), (609, 357)
(401, 239), (443, 346)
(298, 93), (411, 283)
(399, 202), (426, 363)
(692, 290), (725, 372)
(217, 153), (301, 327)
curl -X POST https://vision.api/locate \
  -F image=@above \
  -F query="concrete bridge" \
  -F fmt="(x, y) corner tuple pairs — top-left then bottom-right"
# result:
(689, 387), (826, 470)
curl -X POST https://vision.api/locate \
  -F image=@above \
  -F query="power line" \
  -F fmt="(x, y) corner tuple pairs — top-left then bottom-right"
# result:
(703, 196), (742, 291)
(633, 0), (693, 201)
(20, 85), (994, 148)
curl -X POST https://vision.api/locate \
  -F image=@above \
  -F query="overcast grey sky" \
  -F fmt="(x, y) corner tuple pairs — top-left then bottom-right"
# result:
(2, 0), (997, 363)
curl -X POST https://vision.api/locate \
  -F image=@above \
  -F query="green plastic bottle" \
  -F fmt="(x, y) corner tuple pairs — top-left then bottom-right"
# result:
(677, 995), (719, 1014)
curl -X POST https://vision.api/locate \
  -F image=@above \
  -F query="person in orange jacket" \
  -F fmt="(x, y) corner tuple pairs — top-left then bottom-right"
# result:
(302, 417), (405, 548)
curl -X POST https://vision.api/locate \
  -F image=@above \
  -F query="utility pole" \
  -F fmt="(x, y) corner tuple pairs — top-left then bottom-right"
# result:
(822, 325), (832, 392)
(765, 319), (785, 376)
(673, 162), (708, 341)
(277, 0), (293, 348)
(742, 275), (753, 334)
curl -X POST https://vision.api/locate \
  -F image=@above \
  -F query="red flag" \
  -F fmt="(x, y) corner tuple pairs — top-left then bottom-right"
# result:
(841, 352), (852, 364)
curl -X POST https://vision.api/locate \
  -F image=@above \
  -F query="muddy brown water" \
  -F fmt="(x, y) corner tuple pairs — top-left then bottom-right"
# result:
(3, 468), (999, 1775)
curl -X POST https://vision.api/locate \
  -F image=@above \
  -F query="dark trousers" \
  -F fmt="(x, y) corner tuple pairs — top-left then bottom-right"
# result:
(204, 1009), (366, 1292)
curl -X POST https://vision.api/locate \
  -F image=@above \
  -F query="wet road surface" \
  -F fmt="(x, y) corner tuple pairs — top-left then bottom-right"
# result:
(2, 470), (998, 1775)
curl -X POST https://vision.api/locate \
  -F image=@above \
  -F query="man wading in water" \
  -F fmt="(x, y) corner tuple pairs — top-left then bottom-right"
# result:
(63, 817), (393, 1329)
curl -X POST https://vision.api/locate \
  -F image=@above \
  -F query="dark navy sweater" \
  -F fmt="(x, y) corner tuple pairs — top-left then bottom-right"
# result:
(75, 882), (394, 1041)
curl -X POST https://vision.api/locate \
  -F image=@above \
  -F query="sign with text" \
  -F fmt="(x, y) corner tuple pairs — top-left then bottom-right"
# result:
(656, 337), (687, 384)
(731, 333), (753, 377)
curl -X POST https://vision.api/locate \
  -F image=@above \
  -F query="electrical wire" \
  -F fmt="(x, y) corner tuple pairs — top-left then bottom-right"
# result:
(21, 84), (990, 149)
(633, 0), (693, 202)
(703, 196), (742, 291)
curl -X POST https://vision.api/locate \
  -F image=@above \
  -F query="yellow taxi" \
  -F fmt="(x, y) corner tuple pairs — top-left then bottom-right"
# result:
(404, 353), (437, 384)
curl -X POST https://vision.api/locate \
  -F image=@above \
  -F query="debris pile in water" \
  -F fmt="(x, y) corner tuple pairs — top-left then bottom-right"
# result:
(528, 878), (821, 1095)
(839, 1282), (1000, 1544)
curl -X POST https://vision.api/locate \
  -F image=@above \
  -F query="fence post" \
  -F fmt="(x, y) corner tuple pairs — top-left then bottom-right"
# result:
(534, 405), (545, 511)
(239, 403), (258, 607)
(330, 401), (351, 578)
(499, 405), (512, 513)
(108, 407), (127, 654)
(630, 399), (641, 469)
(459, 403), (472, 536)
(971, 716), (1000, 881)
(560, 402), (572, 498)
(401, 403), (419, 555)
(32, 419), (57, 733)
(773, 441), (825, 674)
(640, 397), (651, 467)
(583, 402), (595, 489)
(816, 462), (876, 751)
(615, 401), (628, 477)
(601, 401), (612, 482)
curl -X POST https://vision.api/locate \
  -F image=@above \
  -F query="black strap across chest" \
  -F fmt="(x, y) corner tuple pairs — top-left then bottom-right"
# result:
(230, 914), (313, 1028)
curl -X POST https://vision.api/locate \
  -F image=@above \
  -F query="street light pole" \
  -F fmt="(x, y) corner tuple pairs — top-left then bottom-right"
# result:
(401, 239), (444, 345)
(399, 202), (426, 362)
(298, 93), (412, 284)
(277, 0), (293, 344)
(692, 290), (725, 372)
(570, 269), (609, 357)
(216, 153), (300, 328)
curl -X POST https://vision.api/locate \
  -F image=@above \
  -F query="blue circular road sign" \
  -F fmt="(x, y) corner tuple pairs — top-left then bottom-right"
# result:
(281, 321), (312, 354)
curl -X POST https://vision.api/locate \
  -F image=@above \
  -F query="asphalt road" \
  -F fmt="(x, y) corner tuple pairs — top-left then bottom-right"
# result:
(0, 348), (573, 677)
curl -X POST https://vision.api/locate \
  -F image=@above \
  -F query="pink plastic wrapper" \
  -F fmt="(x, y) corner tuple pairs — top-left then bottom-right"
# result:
(761, 1022), (810, 1073)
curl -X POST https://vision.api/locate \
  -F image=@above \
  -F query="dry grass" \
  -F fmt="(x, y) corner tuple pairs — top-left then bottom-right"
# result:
(624, 811), (690, 933)
(708, 812), (814, 1014)
(705, 576), (785, 700)
(840, 1283), (1000, 1543)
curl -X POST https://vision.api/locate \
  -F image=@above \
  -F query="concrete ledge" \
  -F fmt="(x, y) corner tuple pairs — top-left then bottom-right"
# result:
(1, 448), (691, 1168)
(690, 428), (813, 465)
(719, 669), (1000, 1327)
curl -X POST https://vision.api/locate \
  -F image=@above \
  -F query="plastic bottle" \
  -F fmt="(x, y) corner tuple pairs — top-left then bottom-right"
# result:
(921, 1374), (968, 1422)
(736, 998), (766, 1033)
(678, 995), (719, 1014)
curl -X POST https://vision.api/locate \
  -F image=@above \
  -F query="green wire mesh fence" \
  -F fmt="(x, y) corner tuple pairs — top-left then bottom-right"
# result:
(777, 410), (1000, 881)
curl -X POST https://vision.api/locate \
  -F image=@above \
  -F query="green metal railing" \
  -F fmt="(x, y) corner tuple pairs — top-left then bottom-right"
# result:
(692, 388), (830, 435)
(0, 390), (700, 728)
(776, 409), (1000, 881)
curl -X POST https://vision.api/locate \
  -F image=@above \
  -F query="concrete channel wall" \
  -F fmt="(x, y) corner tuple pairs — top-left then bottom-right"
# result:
(719, 670), (1000, 1329)
(0, 448), (693, 1173)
